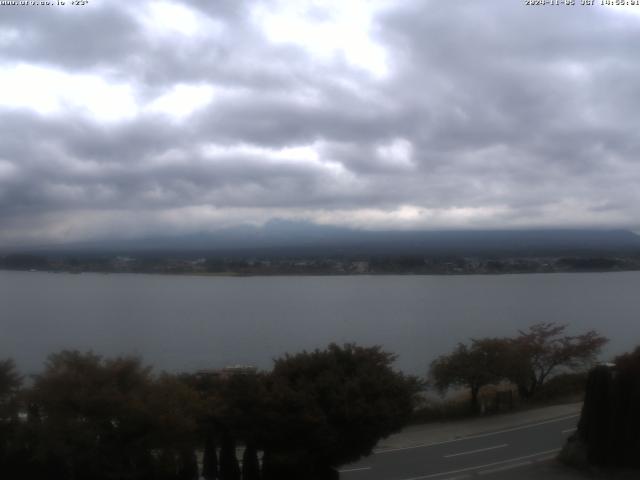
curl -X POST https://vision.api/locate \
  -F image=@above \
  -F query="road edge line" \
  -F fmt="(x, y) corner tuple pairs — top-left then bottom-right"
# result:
(376, 414), (579, 454)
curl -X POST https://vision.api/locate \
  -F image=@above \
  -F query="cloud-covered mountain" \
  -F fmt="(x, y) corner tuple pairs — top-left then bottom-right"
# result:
(21, 221), (640, 258)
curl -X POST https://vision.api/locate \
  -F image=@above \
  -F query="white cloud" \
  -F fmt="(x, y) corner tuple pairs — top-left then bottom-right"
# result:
(309, 204), (515, 230)
(0, 64), (138, 122)
(137, 1), (212, 38)
(253, 0), (391, 77)
(201, 143), (320, 162)
(146, 83), (216, 120)
(3, 0), (640, 244)
(376, 138), (414, 169)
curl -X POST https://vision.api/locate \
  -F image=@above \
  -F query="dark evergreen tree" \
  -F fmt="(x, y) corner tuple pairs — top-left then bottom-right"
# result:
(219, 431), (241, 480)
(202, 433), (219, 480)
(572, 347), (640, 468)
(260, 450), (298, 480)
(259, 450), (274, 480)
(178, 448), (199, 480)
(156, 449), (179, 480)
(241, 443), (260, 480)
(579, 365), (614, 466)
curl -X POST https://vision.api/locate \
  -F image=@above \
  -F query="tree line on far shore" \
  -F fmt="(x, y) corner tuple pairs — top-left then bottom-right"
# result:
(0, 322), (608, 480)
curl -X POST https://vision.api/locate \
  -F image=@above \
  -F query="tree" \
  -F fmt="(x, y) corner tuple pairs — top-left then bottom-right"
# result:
(564, 346), (640, 468)
(178, 371), (224, 480)
(261, 343), (421, 478)
(0, 359), (22, 473)
(430, 338), (513, 412)
(178, 448), (199, 480)
(201, 433), (218, 480)
(511, 322), (608, 399)
(28, 351), (157, 480)
(0, 358), (21, 427)
(27, 350), (202, 480)
(219, 430), (241, 480)
(0, 358), (21, 397)
(431, 324), (608, 406)
(182, 370), (268, 480)
(146, 374), (203, 480)
(241, 443), (260, 480)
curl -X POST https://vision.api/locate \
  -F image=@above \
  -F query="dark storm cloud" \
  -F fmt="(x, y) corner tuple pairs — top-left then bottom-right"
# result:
(373, 1), (640, 209)
(1, 0), (640, 243)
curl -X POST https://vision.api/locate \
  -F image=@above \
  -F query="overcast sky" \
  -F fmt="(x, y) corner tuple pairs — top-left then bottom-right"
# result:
(1, 0), (640, 245)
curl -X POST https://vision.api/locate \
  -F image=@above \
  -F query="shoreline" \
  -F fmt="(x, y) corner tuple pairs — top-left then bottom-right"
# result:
(2, 267), (640, 278)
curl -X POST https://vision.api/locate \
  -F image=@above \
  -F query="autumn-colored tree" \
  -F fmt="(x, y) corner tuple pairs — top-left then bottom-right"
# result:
(27, 352), (157, 479)
(430, 324), (607, 408)
(430, 338), (513, 412)
(27, 351), (202, 480)
(511, 322), (608, 399)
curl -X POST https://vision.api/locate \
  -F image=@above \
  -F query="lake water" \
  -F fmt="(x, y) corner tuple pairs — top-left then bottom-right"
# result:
(1, 270), (639, 376)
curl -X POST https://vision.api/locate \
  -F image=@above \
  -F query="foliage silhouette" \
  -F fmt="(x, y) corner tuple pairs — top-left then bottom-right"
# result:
(430, 338), (513, 412)
(260, 343), (421, 476)
(511, 322), (607, 398)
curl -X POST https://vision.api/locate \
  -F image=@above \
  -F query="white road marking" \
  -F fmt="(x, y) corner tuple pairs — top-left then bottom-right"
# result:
(562, 427), (577, 434)
(338, 466), (372, 473)
(478, 460), (532, 475)
(398, 448), (561, 480)
(444, 443), (508, 458)
(376, 414), (579, 454)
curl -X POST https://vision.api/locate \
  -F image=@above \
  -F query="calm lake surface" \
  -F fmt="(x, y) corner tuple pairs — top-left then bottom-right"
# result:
(1, 270), (639, 375)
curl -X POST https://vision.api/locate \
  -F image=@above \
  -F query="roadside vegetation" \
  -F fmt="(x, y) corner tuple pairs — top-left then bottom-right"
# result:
(0, 344), (420, 480)
(422, 322), (607, 418)
(0, 323), (609, 479)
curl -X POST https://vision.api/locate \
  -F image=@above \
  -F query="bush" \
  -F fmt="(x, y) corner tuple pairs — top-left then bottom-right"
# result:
(260, 343), (421, 475)
(531, 372), (587, 403)
(410, 399), (472, 424)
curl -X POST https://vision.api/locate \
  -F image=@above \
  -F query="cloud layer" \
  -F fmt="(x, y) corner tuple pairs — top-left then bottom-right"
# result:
(1, 0), (640, 245)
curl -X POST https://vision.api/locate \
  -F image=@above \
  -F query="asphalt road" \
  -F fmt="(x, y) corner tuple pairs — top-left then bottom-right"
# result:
(339, 414), (579, 480)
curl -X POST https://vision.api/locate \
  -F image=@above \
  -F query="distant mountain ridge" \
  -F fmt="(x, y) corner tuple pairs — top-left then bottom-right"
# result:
(9, 221), (640, 258)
